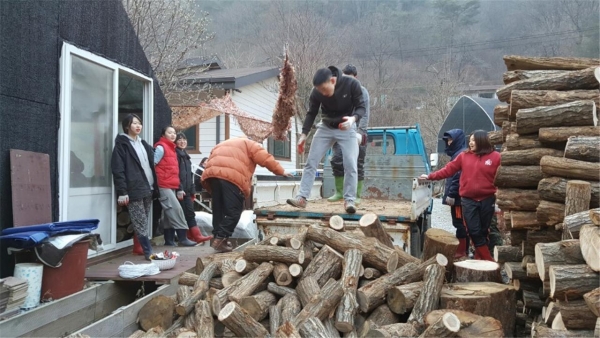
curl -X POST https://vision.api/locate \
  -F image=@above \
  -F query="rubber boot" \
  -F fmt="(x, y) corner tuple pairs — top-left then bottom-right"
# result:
(176, 229), (197, 247)
(355, 180), (364, 205)
(137, 235), (153, 261)
(327, 176), (344, 202)
(454, 238), (467, 259)
(187, 226), (213, 244)
(164, 228), (176, 246)
(132, 235), (144, 255)
(475, 245), (494, 261)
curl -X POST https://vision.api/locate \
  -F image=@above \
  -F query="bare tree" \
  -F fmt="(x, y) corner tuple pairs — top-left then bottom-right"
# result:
(122, 0), (214, 104)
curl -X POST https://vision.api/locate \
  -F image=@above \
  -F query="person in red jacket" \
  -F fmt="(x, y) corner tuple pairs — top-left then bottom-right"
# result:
(420, 130), (501, 261)
(154, 126), (196, 247)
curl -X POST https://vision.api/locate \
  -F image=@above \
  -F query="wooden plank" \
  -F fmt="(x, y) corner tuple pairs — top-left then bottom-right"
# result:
(9, 149), (52, 226)
(93, 282), (138, 319)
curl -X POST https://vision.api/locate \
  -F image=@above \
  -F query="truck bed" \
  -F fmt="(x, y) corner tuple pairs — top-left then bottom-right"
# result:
(255, 198), (413, 222)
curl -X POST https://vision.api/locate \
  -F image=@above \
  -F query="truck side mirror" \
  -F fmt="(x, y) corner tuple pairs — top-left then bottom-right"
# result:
(430, 153), (439, 168)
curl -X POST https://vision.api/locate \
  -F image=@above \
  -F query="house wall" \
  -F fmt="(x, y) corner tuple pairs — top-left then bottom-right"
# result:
(189, 80), (297, 175)
(0, 0), (171, 277)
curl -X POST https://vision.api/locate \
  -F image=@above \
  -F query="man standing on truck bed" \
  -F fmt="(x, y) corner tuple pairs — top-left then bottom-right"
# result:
(287, 66), (366, 214)
(328, 65), (370, 205)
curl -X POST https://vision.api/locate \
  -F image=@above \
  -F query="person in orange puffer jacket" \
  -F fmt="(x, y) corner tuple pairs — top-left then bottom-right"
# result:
(202, 137), (293, 252)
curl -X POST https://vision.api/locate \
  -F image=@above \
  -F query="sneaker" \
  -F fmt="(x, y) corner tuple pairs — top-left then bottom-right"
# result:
(211, 237), (233, 253)
(286, 197), (307, 209)
(345, 200), (357, 214)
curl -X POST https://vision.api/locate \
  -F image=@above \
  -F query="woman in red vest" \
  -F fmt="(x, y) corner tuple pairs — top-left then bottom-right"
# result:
(154, 126), (196, 246)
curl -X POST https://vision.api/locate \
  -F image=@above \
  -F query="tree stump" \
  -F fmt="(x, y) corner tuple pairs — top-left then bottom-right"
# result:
(300, 244), (343, 287)
(194, 300), (213, 338)
(243, 245), (304, 265)
(280, 293), (302, 324)
(454, 260), (502, 283)
(534, 240), (584, 281)
(296, 276), (320, 307)
(541, 156), (600, 182)
(494, 165), (543, 189)
(239, 290), (276, 321)
(583, 287), (600, 316)
(335, 249), (363, 333)
(217, 302), (269, 338)
(550, 264), (599, 301)
(496, 189), (540, 212)
(494, 245), (523, 263)
(138, 295), (175, 331)
(408, 263), (446, 327)
(419, 312), (460, 338)
(386, 281), (423, 314)
(422, 228), (459, 263)
(298, 317), (329, 338)
(359, 213), (394, 248)
(329, 215), (345, 231)
(267, 282), (296, 297)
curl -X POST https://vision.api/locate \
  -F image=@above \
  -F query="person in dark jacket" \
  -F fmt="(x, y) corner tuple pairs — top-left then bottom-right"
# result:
(287, 66), (366, 214)
(441, 129), (469, 258)
(194, 157), (209, 192)
(111, 114), (158, 260)
(175, 133), (212, 244)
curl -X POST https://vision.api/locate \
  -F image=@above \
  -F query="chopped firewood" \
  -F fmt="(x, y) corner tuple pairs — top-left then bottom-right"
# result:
(408, 263), (446, 327)
(235, 259), (258, 274)
(366, 323), (418, 338)
(240, 290), (277, 321)
(494, 245), (523, 263)
(217, 301), (269, 337)
(550, 264), (599, 301)
(274, 321), (301, 338)
(280, 293), (302, 324)
(273, 263), (293, 286)
(300, 245), (343, 287)
(534, 240), (584, 281)
(363, 268), (381, 280)
(329, 215), (345, 231)
(358, 213), (393, 248)
(269, 305), (281, 335)
(386, 281), (423, 315)
(194, 300), (213, 338)
(580, 224), (600, 271)
(418, 312), (460, 338)
(583, 287), (600, 316)
(298, 317), (330, 338)
(293, 278), (344, 327)
(335, 249), (363, 333)
(243, 245), (305, 265)
(267, 282), (296, 297)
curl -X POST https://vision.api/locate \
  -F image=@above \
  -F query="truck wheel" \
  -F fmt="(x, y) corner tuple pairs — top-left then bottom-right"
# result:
(410, 223), (422, 258)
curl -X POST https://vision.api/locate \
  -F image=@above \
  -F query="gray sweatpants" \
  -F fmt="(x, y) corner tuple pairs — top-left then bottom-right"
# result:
(298, 123), (359, 201)
(158, 188), (189, 230)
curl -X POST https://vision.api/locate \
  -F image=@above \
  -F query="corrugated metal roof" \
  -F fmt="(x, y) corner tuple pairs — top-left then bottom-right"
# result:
(179, 67), (280, 89)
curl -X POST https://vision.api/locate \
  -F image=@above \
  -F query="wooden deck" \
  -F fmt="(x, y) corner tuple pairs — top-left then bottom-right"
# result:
(85, 244), (215, 284)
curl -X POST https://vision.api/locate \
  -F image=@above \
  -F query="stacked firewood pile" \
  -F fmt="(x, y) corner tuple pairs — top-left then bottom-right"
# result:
(489, 55), (600, 337)
(130, 214), (523, 338)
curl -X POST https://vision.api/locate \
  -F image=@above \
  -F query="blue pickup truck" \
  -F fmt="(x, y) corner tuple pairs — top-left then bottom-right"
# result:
(254, 125), (433, 257)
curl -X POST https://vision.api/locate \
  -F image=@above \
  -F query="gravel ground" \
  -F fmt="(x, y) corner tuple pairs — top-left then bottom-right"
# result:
(430, 197), (455, 234)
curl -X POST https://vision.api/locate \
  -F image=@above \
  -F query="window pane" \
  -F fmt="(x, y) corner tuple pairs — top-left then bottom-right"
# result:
(118, 72), (145, 134)
(268, 132), (291, 159)
(367, 135), (395, 155)
(70, 55), (114, 188)
(183, 127), (197, 151)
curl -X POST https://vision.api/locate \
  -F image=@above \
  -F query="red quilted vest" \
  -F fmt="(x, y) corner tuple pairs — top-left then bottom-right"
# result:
(154, 137), (180, 189)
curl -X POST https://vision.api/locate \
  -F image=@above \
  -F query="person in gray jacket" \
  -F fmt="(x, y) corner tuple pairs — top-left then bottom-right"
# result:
(328, 65), (370, 205)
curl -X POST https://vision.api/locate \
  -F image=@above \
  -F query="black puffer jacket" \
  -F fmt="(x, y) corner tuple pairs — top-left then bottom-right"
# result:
(111, 135), (158, 200)
(442, 129), (466, 205)
(176, 148), (195, 195)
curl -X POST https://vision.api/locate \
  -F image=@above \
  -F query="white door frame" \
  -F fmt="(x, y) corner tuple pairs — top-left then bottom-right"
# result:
(58, 42), (154, 255)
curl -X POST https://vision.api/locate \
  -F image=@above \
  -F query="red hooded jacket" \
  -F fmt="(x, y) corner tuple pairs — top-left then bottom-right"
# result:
(154, 137), (180, 189)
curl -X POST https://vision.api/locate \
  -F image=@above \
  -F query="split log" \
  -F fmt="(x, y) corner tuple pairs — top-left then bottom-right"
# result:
(503, 55), (600, 71)
(505, 133), (542, 150)
(280, 293), (302, 324)
(552, 300), (597, 330)
(296, 276), (320, 307)
(269, 305), (281, 335)
(539, 126), (600, 145)
(441, 282), (517, 337)
(550, 264), (599, 300)
(509, 89), (600, 120)
(565, 136), (600, 162)
(454, 260), (502, 283)
(386, 281), (423, 315)
(300, 244), (343, 287)
(583, 287), (600, 316)
(408, 263), (446, 326)
(422, 228), (459, 263)
(503, 70), (572, 84)
(239, 290), (276, 321)
(501, 148), (563, 166)
(523, 289), (544, 311)
(526, 262), (539, 278)
(274, 321), (301, 338)
(357, 254), (447, 313)
(194, 300), (213, 338)
(580, 224), (600, 271)
(363, 268), (381, 280)
(531, 322), (595, 338)
(538, 177), (600, 208)
(591, 208), (600, 225)
(493, 105), (509, 126)
(504, 262), (527, 280)
(494, 165), (542, 189)
(138, 295), (175, 331)
(496, 189), (540, 212)
(288, 264), (303, 278)
(419, 312), (460, 338)
(243, 246), (304, 265)
(267, 282), (296, 297)
(217, 302), (269, 338)
(359, 213), (394, 248)
(535, 240), (584, 281)
(227, 262), (274, 303)
(489, 130), (503, 146)
(541, 156), (600, 182)
(329, 215), (345, 231)
(273, 263), (293, 286)
(335, 249), (363, 333)
(511, 211), (541, 229)
(497, 68), (599, 102)
(292, 279), (344, 327)
(426, 310), (504, 338)
(366, 323), (418, 338)
(494, 245), (523, 263)
(235, 259), (258, 274)
(536, 200), (566, 227)
(306, 225), (400, 273)
(516, 100), (598, 135)
(176, 262), (218, 316)
(298, 317), (329, 338)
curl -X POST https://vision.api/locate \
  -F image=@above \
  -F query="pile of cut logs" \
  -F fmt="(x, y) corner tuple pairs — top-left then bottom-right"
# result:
(131, 214), (520, 338)
(490, 55), (600, 337)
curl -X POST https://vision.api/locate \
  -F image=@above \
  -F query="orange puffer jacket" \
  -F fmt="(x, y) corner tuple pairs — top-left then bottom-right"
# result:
(201, 138), (285, 197)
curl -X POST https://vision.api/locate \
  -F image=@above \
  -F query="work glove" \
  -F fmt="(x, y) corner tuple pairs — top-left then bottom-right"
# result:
(356, 133), (362, 146)
(297, 134), (307, 154)
(338, 116), (356, 131)
(117, 195), (129, 206)
(446, 197), (455, 206)
(176, 190), (185, 201)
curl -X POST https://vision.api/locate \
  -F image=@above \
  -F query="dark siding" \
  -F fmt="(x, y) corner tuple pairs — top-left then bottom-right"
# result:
(0, 0), (171, 277)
